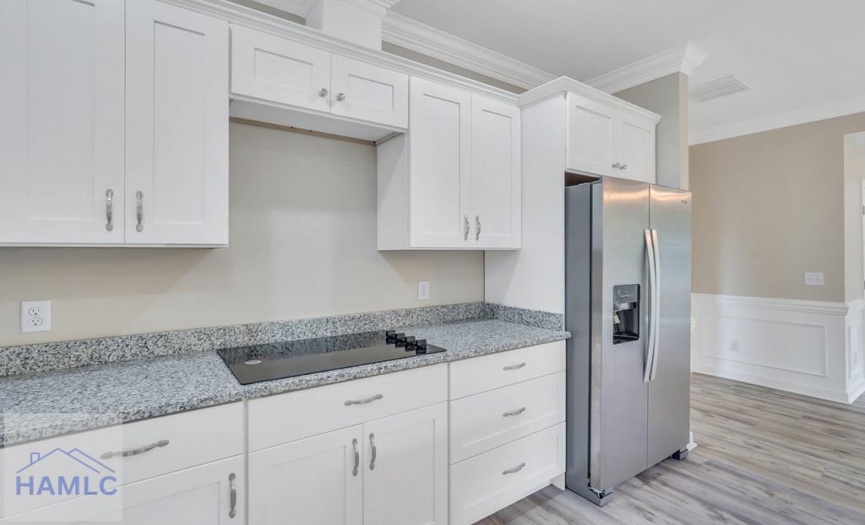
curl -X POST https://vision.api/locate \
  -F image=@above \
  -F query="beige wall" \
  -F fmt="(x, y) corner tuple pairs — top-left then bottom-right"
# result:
(844, 132), (865, 302)
(0, 123), (484, 346)
(616, 73), (690, 190)
(690, 112), (865, 302)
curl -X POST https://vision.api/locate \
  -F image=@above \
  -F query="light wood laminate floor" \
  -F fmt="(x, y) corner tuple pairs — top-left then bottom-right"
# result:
(476, 373), (865, 524)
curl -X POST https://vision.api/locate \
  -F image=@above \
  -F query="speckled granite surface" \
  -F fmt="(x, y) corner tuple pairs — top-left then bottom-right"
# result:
(0, 303), (487, 378)
(0, 319), (568, 447)
(484, 303), (564, 331)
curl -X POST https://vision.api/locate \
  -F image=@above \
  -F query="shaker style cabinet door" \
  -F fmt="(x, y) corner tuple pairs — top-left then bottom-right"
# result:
(0, 457), (244, 525)
(408, 77), (472, 248)
(230, 25), (331, 113)
(248, 426), (363, 525)
(470, 95), (521, 249)
(125, 1), (229, 245)
(0, 0), (125, 244)
(329, 55), (408, 129)
(363, 403), (448, 525)
(616, 115), (657, 184)
(566, 93), (616, 178)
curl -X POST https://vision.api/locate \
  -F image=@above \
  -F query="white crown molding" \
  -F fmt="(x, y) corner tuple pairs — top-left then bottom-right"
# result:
(690, 92), (865, 145)
(382, 12), (556, 90)
(518, 77), (661, 122)
(252, 0), (401, 18)
(586, 43), (709, 94)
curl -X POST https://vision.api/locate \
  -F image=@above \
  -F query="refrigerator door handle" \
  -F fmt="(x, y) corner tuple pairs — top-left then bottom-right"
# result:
(649, 229), (661, 381)
(644, 229), (657, 383)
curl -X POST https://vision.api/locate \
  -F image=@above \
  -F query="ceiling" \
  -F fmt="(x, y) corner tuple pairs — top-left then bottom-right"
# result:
(391, 0), (865, 143)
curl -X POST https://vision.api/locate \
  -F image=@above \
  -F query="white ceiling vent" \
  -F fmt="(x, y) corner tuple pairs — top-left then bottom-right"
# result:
(690, 75), (750, 103)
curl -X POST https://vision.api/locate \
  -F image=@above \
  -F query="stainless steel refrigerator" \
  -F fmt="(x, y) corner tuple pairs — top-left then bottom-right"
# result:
(565, 176), (691, 506)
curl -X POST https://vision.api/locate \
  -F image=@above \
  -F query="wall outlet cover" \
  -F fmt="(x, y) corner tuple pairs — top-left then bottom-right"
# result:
(804, 272), (824, 286)
(418, 281), (430, 301)
(21, 300), (51, 333)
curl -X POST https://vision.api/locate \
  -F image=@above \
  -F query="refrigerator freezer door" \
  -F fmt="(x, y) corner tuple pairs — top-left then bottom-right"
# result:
(590, 177), (651, 490)
(647, 185), (692, 467)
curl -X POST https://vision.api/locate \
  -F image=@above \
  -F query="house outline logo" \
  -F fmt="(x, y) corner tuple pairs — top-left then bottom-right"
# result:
(15, 448), (119, 498)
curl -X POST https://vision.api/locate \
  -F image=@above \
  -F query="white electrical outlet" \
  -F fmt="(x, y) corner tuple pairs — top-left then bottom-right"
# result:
(418, 281), (430, 301)
(21, 300), (51, 333)
(804, 272), (824, 286)
(730, 341), (740, 353)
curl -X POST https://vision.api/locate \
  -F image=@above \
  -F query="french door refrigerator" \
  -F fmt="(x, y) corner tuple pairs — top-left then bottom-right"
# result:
(564, 176), (691, 506)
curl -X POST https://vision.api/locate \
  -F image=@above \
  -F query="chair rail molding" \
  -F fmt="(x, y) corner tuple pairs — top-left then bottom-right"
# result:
(587, 43), (709, 94)
(691, 293), (864, 404)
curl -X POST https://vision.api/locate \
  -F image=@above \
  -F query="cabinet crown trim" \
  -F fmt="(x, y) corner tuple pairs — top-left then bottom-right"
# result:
(160, 0), (519, 104)
(519, 77), (662, 123)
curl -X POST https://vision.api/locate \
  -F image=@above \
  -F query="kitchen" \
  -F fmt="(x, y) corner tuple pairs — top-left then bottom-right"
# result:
(2, 1), (865, 524)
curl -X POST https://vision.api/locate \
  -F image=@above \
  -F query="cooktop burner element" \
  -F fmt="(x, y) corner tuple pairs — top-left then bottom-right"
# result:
(217, 330), (446, 385)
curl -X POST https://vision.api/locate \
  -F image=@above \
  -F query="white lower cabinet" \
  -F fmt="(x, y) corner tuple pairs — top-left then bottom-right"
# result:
(2, 456), (243, 525)
(249, 426), (362, 525)
(363, 403), (448, 525)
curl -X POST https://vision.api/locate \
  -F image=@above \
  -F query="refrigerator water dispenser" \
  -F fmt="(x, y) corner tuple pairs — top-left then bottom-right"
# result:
(612, 284), (640, 344)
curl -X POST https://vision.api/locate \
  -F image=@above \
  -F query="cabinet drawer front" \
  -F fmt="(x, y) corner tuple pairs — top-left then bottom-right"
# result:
(450, 372), (565, 463)
(330, 55), (408, 129)
(0, 403), (242, 518)
(450, 423), (565, 525)
(231, 25), (330, 113)
(249, 364), (447, 451)
(449, 341), (565, 399)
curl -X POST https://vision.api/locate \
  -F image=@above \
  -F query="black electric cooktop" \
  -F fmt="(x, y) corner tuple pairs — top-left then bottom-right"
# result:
(217, 330), (446, 385)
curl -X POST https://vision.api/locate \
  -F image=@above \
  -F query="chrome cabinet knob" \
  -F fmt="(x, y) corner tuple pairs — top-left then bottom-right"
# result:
(336, 92), (346, 101)
(319, 88), (329, 97)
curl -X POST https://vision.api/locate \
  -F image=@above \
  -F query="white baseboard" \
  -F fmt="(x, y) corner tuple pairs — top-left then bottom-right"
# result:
(692, 293), (863, 404)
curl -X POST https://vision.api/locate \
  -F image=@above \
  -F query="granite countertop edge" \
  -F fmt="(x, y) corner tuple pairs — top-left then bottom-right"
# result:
(0, 320), (569, 447)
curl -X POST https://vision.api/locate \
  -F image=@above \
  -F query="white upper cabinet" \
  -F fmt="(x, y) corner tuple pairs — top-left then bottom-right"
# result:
(230, 26), (331, 113)
(330, 55), (409, 129)
(407, 78), (473, 249)
(566, 92), (659, 184)
(230, 26), (408, 132)
(470, 96), (521, 249)
(126, 1), (229, 245)
(0, 0), (125, 245)
(377, 78), (522, 251)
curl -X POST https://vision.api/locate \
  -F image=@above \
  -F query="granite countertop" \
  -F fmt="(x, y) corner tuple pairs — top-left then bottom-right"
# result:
(0, 319), (568, 447)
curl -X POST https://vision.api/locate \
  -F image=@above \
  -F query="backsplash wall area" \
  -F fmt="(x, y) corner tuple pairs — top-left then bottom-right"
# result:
(0, 123), (484, 346)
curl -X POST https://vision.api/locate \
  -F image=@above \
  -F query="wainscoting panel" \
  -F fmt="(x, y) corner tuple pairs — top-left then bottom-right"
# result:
(691, 294), (864, 403)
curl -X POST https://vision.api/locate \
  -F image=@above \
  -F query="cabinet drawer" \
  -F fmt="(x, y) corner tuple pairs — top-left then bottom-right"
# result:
(450, 372), (565, 463)
(0, 403), (242, 518)
(249, 364), (447, 451)
(450, 423), (565, 525)
(449, 341), (565, 399)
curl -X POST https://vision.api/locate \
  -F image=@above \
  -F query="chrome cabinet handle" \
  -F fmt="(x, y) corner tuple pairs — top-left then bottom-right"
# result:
(369, 433), (377, 470)
(336, 92), (346, 101)
(352, 438), (360, 477)
(344, 394), (383, 406)
(621, 163), (628, 170)
(503, 407), (526, 418)
(475, 215), (481, 240)
(319, 88), (329, 97)
(502, 462), (526, 475)
(464, 215), (470, 240)
(228, 472), (237, 519)
(100, 439), (169, 460)
(503, 362), (527, 371)
(611, 162), (620, 169)
(105, 189), (114, 231)
(135, 191), (144, 232)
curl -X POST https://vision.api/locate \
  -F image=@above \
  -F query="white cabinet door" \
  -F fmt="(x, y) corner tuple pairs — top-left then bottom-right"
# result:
(330, 55), (408, 129)
(1, 456), (243, 525)
(566, 93), (616, 177)
(470, 95), (521, 249)
(231, 25), (331, 113)
(363, 402), (448, 525)
(409, 78), (472, 248)
(126, 1), (229, 245)
(616, 115), (656, 183)
(248, 426), (363, 525)
(0, 0), (125, 244)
